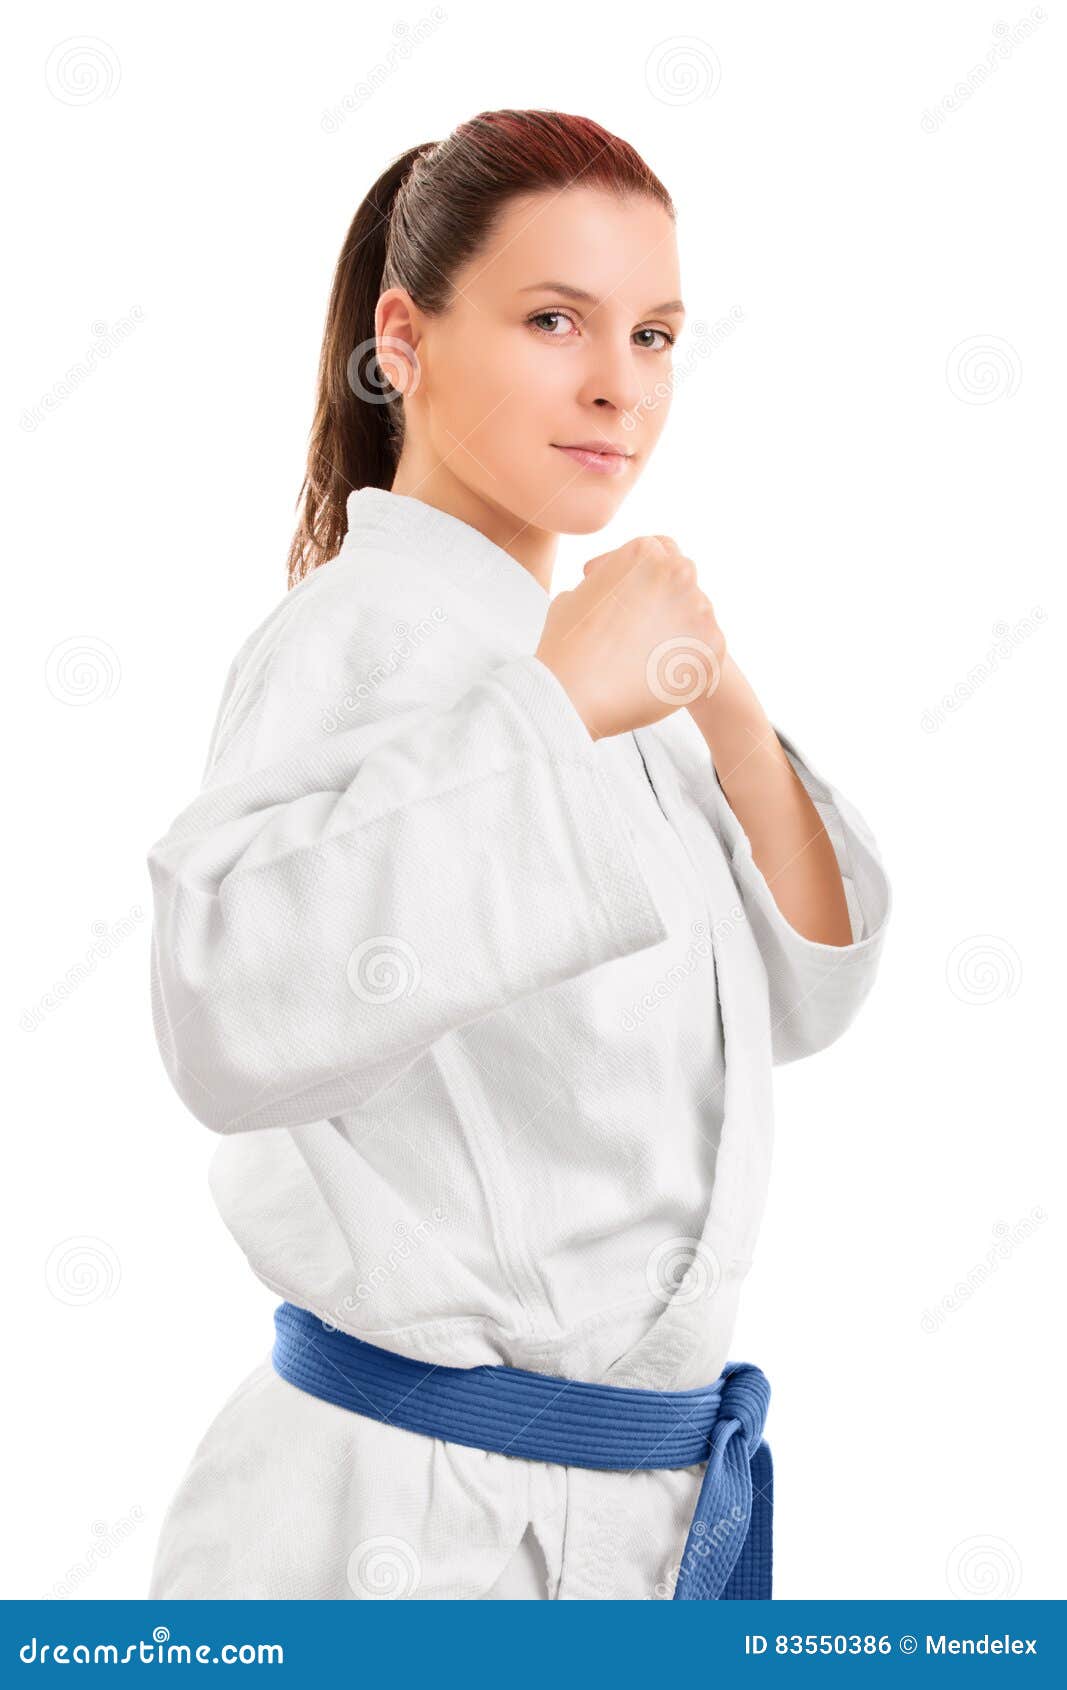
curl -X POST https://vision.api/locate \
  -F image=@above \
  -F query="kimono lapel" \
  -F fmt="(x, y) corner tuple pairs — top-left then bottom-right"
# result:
(604, 725), (776, 1393)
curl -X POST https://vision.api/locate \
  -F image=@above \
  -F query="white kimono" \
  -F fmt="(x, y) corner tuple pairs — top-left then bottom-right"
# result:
(146, 486), (891, 1600)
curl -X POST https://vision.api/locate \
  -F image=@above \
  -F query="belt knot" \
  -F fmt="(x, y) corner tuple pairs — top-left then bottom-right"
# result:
(713, 1362), (771, 1459)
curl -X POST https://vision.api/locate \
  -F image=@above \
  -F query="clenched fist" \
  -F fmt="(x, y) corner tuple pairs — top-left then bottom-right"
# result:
(535, 535), (726, 741)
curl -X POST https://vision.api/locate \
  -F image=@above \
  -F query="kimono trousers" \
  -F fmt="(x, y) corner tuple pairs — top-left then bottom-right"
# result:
(145, 486), (892, 1600)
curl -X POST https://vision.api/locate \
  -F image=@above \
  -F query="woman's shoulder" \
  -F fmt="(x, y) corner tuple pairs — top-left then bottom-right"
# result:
(201, 534), (497, 786)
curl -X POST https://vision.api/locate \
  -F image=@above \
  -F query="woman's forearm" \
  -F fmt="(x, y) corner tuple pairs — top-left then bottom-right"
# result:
(686, 653), (853, 946)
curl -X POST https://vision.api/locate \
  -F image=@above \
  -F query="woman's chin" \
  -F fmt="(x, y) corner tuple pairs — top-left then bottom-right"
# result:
(537, 480), (636, 536)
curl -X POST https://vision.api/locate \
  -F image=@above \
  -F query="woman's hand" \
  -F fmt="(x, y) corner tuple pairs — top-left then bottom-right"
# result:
(534, 535), (727, 741)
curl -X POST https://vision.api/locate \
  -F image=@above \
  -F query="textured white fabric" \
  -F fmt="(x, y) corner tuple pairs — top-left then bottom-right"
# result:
(146, 487), (892, 1599)
(481, 1525), (551, 1599)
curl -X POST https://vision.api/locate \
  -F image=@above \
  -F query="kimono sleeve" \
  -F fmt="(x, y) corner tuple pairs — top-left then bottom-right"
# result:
(717, 726), (892, 1064)
(146, 652), (670, 1135)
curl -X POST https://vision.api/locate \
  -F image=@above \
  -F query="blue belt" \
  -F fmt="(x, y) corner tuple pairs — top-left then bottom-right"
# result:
(271, 1300), (772, 1598)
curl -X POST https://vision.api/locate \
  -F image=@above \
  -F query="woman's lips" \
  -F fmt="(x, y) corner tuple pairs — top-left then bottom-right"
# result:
(552, 444), (633, 477)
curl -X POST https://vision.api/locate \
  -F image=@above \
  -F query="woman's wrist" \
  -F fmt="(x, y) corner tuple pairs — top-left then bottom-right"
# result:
(685, 653), (790, 795)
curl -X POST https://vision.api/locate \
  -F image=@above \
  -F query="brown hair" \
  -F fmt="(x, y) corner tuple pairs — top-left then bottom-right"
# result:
(285, 108), (674, 588)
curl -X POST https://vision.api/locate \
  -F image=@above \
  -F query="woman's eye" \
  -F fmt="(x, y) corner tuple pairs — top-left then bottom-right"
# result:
(528, 310), (575, 337)
(634, 327), (675, 351)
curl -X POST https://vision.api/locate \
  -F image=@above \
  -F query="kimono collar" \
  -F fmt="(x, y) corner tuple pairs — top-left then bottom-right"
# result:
(343, 486), (552, 650)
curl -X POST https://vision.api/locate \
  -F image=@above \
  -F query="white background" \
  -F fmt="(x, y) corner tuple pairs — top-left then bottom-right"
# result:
(6, 0), (1062, 1601)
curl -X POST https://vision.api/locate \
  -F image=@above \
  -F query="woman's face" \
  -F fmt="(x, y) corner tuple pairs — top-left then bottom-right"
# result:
(382, 186), (684, 540)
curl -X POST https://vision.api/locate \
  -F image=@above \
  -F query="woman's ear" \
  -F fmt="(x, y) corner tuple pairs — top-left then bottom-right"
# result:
(374, 288), (423, 397)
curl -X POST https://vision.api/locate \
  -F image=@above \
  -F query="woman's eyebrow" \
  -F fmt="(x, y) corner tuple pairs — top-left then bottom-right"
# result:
(518, 281), (686, 317)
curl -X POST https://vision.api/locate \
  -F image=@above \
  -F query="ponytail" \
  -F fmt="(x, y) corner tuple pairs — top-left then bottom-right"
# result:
(286, 143), (434, 589)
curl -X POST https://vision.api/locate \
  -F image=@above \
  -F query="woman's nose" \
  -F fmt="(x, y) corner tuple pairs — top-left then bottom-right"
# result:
(579, 340), (647, 418)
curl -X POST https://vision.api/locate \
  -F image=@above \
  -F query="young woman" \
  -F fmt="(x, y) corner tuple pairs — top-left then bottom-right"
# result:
(146, 108), (891, 1600)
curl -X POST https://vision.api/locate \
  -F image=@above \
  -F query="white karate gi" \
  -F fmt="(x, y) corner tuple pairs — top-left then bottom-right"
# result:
(146, 487), (891, 1600)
